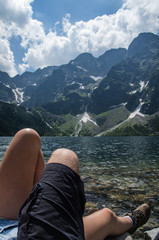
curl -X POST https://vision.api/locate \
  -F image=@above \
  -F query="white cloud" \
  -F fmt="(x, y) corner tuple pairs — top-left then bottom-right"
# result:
(18, 63), (29, 74)
(0, 39), (17, 76)
(0, 0), (33, 27)
(19, 19), (45, 49)
(0, 0), (45, 75)
(0, 0), (45, 48)
(0, 0), (159, 75)
(121, 0), (159, 33)
(20, 0), (159, 72)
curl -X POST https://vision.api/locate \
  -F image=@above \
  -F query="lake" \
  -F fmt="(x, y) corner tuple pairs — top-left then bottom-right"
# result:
(0, 136), (159, 239)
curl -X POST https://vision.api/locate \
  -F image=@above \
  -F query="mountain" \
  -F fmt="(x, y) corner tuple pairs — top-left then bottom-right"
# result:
(69, 48), (127, 76)
(0, 48), (127, 107)
(0, 32), (159, 136)
(0, 101), (56, 136)
(22, 48), (127, 108)
(0, 66), (58, 106)
(88, 32), (159, 115)
(128, 32), (159, 57)
(0, 82), (15, 103)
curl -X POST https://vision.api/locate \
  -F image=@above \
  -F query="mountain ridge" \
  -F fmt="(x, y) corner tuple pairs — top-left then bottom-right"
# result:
(0, 32), (159, 136)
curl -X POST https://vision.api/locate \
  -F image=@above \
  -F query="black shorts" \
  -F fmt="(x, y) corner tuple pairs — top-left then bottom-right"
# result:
(17, 163), (86, 240)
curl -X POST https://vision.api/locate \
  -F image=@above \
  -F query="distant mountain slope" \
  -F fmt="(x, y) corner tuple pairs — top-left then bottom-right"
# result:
(88, 32), (159, 115)
(12, 66), (58, 88)
(69, 48), (127, 76)
(0, 101), (55, 136)
(128, 32), (159, 57)
(0, 47), (127, 108)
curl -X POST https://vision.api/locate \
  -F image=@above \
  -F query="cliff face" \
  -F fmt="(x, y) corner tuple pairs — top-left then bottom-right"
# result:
(88, 33), (159, 115)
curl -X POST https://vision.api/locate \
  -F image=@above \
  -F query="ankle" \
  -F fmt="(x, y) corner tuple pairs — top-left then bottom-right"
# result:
(123, 216), (133, 228)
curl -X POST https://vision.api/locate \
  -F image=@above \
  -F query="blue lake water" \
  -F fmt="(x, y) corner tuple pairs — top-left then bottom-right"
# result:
(0, 136), (159, 238)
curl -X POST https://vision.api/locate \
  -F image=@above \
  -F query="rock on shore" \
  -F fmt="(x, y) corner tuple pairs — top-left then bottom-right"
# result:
(144, 228), (159, 240)
(105, 228), (159, 240)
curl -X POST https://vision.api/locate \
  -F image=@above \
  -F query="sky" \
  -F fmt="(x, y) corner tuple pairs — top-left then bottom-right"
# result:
(0, 0), (159, 77)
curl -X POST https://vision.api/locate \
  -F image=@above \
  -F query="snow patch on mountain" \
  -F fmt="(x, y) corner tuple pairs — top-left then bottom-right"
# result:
(3, 83), (10, 88)
(76, 66), (87, 72)
(139, 81), (149, 92)
(129, 90), (138, 94)
(128, 99), (145, 119)
(45, 122), (53, 129)
(97, 100), (146, 136)
(90, 76), (103, 81)
(81, 112), (98, 125)
(110, 102), (127, 109)
(12, 88), (24, 105)
(128, 81), (149, 95)
(80, 85), (85, 89)
(74, 112), (98, 136)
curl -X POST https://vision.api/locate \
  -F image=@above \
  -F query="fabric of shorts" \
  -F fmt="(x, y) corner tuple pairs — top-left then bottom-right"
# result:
(17, 163), (86, 240)
(0, 218), (18, 240)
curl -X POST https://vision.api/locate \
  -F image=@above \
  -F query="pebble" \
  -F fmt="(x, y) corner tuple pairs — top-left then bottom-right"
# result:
(144, 228), (159, 240)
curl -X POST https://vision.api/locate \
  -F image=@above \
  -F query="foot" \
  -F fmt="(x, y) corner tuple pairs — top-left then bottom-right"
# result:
(126, 204), (150, 234)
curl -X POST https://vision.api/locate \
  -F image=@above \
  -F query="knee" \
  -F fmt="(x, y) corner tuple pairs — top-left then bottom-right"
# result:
(53, 148), (79, 164)
(101, 208), (118, 225)
(49, 148), (79, 174)
(15, 128), (41, 147)
(15, 128), (40, 139)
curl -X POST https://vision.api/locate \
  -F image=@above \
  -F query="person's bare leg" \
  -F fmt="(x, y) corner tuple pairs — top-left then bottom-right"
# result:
(0, 128), (44, 220)
(83, 208), (132, 240)
(48, 149), (132, 240)
(47, 149), (132, 239)
(46, 149), (150, 240)
(47, 148), (79, 174)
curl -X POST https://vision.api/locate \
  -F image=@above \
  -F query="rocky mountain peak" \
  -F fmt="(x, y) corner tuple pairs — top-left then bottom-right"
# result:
(128, 32), (159, 57)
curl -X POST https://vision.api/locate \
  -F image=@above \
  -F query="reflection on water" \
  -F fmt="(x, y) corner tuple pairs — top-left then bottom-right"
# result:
(0, 136), (159, 238)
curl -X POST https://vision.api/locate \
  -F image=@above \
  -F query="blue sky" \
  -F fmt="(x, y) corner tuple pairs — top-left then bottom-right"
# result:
(0, 0), (159, 76)
(32, 0), (123, 31)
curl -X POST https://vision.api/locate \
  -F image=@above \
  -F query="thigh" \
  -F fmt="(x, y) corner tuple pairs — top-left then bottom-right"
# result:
(18, 163), (86, 240)
(0, 129), (44, 219)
